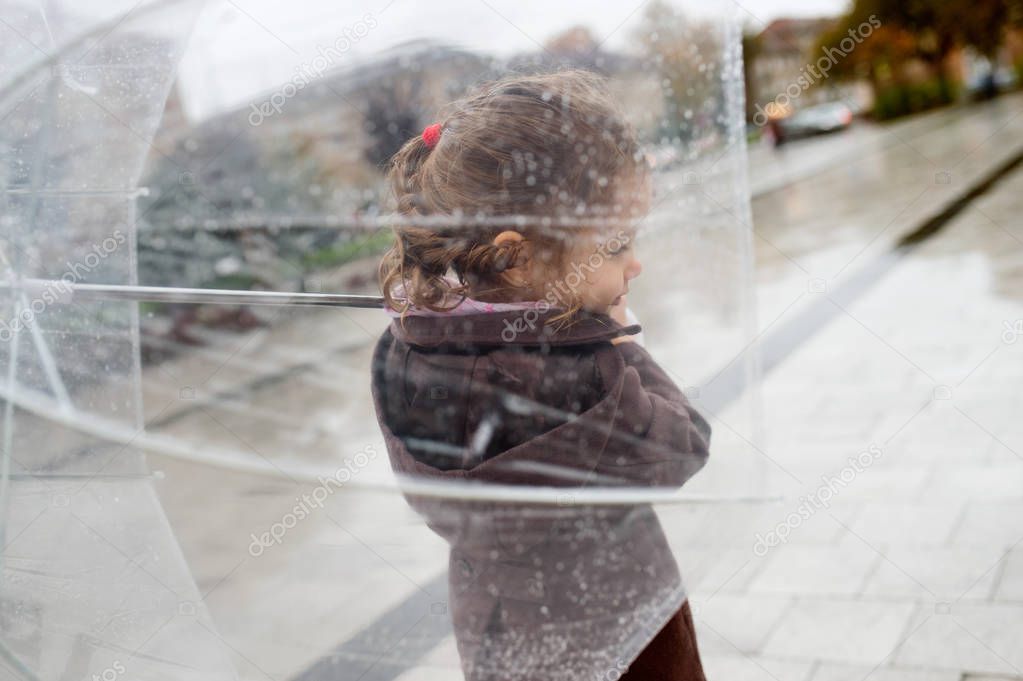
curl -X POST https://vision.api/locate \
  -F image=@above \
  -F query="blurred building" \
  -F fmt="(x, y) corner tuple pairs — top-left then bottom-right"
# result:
(747, 17), (873, 119)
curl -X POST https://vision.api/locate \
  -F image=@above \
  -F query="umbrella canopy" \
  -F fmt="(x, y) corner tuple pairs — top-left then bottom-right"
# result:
(0, 2), (764, 679)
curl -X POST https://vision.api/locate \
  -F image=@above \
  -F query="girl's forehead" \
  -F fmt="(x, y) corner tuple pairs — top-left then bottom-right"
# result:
(524, 222), (639, 252)
(593, 224), (638, 241)
(567, 226), (637, 252)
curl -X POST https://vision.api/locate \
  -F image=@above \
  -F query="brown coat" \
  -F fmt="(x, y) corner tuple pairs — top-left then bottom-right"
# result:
(370, 308), (711, 680)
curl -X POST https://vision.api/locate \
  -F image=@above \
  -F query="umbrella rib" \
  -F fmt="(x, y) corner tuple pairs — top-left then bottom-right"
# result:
(0, 279), (385, 308)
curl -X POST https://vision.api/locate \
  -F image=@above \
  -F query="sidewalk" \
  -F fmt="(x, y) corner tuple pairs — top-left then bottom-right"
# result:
(690, 128), (1023, 679)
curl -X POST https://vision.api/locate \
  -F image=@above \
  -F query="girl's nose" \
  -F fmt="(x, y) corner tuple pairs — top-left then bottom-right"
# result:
(625, 256), (642, 280)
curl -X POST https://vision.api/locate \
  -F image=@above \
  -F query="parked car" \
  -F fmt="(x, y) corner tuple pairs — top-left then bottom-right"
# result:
(966, 65), (1018, 100)
(774, 102), (853, 144)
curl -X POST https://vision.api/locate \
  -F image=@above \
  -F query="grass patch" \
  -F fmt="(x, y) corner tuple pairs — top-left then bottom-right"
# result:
(301, 229), (393, 269)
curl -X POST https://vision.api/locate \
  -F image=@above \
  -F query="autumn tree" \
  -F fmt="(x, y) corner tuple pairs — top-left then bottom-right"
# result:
(632, 0), (726, 143)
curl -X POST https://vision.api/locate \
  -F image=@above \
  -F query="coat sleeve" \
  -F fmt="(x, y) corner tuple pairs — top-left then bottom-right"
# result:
(597, 342), (711, 488)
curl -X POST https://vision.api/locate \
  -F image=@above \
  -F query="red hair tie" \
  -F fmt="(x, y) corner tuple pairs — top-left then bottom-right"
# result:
(422, 123), (442, 148)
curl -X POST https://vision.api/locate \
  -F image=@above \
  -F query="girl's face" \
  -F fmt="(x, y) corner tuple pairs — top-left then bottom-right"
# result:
(560, 229), (643, 314)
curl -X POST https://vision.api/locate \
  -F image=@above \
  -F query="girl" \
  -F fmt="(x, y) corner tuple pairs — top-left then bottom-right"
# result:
(371, 70), (711, 681)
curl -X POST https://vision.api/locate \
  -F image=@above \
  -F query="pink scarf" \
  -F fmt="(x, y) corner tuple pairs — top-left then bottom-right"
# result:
(384, 278), (549, 318)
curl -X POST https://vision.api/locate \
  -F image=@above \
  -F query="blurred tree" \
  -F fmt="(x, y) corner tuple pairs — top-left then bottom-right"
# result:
(632, 0), (725, 145)
(542, 25), (607, 72)
(545, 25), (600, 56)
(823, 0), (1015, 73)
(819, 0), (1020, 117)
(363, 74), (423, 169)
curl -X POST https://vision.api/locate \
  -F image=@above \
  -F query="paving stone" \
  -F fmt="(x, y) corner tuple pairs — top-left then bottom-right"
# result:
(685, 547), (771, 596)
(829, 468), (932, 501)
(809, 662), (961, 681)
(846, 502), (965, 547)
(862, 546), (1006, 601)
(701, 652), (815, 681)
(761, 600), (918, 664)
(662, 504), (775, 548)
(748, 545), (880, 597)
(894, 602), (1023, 675)
(691, 593), (792, 654)
(393, 635), (462, 681)
(749, 499), (850, 546)
(992, 549), (1023, 602)
(950, 503), (1023, 550)
(926, 466), (1023, 502)
(882, 402), (1008, 466)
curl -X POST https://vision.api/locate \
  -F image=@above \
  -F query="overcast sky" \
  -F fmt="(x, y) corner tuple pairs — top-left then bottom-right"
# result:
(178, 0), (849, 119)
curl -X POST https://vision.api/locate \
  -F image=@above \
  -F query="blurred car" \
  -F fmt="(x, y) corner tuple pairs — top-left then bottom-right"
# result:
(773, 102), (853, 144)
(967, 65), (1019, 100)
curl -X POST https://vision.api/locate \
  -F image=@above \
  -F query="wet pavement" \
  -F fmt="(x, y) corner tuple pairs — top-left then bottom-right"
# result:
(126, 92), (1023, 681)
(689, 93), (1023, 680)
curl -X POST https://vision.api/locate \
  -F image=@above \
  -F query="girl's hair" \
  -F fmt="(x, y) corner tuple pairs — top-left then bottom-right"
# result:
(379, 69), (648, 319)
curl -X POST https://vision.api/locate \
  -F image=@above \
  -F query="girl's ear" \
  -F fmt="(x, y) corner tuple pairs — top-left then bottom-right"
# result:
(492, 230), (524, 246)
(491, 230), (533, 290)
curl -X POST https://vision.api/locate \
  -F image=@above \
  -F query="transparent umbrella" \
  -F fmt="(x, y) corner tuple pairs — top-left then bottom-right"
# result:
(0, 1), (765, 679)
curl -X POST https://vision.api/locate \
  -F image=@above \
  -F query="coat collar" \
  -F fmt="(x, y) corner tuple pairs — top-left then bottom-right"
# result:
(389, 308), (641, 348)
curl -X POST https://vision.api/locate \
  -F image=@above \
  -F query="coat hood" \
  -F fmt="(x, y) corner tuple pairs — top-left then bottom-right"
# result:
(371, 307), (709, 488)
